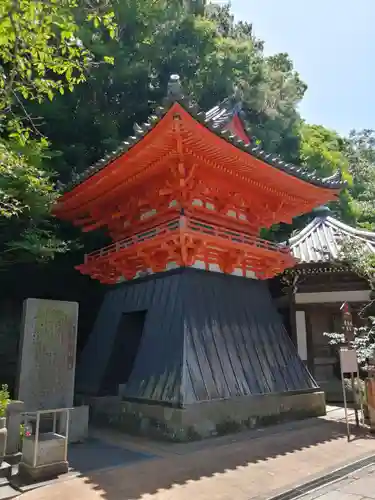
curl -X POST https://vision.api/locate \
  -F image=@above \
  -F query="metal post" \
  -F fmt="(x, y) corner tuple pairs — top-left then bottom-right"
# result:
(340, 303), (359, 436)
(53, 412), (57, 434)
(33, 412), (40, 468)
(341, 373), (351, 441)
(64, 409), (70, 462)
(351, 372), (360, 427)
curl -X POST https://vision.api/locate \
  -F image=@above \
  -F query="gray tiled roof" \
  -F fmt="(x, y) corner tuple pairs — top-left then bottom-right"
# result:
(205, 98), (244, 127)
(64, 75), (346, 192)
(289, 213), (375, 264)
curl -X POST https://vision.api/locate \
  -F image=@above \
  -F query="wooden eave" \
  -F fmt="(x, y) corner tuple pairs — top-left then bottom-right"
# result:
(284, 261), (350, 276)
(53, 99), (345, 221)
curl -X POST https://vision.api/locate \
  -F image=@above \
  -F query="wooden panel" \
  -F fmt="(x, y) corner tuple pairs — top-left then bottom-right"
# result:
(308, 307), (336, 383)
(296, 271), (369, 294)
(295, 290), (371, 304)
(295, 311), (308, 361)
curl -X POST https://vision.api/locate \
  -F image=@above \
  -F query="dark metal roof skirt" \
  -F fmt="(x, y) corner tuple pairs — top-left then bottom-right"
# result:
(76, 268), (319, 402)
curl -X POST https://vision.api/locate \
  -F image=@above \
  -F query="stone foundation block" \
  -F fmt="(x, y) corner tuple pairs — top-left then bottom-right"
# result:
(59, 406), (89, 443)
(5, 401), (24, 459)
(89, 390), (326, 442)
(18, 460), (68, 481)
(20, 432), (68, 480)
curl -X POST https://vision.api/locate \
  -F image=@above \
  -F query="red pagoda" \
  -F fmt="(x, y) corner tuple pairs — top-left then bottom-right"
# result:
(54, 75), (345, 441)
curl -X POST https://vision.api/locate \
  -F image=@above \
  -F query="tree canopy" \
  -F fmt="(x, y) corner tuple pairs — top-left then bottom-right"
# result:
(0, 0), (115, 267)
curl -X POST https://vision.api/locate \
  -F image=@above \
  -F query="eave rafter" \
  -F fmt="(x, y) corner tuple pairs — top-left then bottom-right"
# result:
(57, 143), (179, 221)
(60, 87), (345, 199)
(72, 172), (324, 238)
(182, 145), (332, 216)
(54, 98), (343, 225)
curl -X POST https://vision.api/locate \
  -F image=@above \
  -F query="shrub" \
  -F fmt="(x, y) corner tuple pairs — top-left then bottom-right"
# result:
(0, 385), (10, 418)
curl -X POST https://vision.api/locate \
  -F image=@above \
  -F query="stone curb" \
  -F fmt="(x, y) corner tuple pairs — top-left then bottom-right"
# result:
(266, 453), (375, 500)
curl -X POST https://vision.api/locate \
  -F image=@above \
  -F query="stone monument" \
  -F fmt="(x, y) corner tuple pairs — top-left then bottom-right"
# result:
(16, 299), (79, 411)
(15, 299), (89, 481)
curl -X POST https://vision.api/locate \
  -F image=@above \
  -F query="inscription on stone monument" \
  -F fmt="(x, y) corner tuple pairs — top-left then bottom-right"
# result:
(17, 299), (79, 411)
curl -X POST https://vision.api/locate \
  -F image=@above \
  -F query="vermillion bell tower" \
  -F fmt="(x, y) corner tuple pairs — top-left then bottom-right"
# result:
(54, 75), (345, 440)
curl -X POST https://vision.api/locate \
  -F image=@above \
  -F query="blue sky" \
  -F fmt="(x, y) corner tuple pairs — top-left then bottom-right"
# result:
(224, 0), (374, 136)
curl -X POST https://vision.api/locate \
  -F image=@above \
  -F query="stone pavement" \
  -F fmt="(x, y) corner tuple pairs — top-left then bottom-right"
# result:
(11, 406), (375, 500)
(296, 463), (375, 500)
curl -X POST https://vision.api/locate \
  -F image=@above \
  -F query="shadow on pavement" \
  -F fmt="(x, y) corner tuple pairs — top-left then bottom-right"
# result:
(68, 437), (155, 474)
(75, 417), (375, 500)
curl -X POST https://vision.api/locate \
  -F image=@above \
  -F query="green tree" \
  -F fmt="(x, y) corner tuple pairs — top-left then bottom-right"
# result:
(298, 123), (354, 222)
(345, 130), (375, 230)
(243, 53), (306, 161)
(324, 238), (375, 377)
(0, 140), (72, 267)
(0, 0), (115, 267)
(181, 0), (206, 15)
(31, 0), (307, 183)
(0, 0), (115, 119)
(299, 123), (348, 177)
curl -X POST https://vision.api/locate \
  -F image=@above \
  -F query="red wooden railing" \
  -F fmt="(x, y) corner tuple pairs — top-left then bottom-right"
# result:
(84, 216), (290, 264)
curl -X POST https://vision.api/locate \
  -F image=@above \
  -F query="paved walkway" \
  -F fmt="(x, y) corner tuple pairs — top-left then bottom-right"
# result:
(296, 463), (375, 500)
(13, 407), (375, 500)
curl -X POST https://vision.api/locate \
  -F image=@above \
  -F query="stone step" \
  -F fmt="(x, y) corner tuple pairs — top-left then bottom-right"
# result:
(0, 483), (19, 499)
(0, 463), (11, 482)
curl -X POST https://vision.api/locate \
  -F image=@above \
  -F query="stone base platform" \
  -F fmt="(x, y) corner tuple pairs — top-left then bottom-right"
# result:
(0, 462), (11, 483)
(319, 379), (355, 403)
(19, 433), (69, 482)
(85, 390), (326, 441)
(0, 462), (18, 499)
(18, 461), (69, 482)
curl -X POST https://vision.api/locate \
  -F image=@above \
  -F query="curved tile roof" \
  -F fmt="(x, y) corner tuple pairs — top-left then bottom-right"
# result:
(289, 211), (375, 264)
(65, 75), (347, 192)
(205, 98), (244, 127)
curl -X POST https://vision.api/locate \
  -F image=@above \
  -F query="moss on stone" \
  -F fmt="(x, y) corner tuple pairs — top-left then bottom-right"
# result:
(186, 426), (202, 441)
(89, 393), (326, 443)
(215, 419), (242, 436)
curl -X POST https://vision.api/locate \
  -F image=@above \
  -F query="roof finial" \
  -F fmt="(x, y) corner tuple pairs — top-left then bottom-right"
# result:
(167, 74), (183, 101)
(312, 205), (332, 218)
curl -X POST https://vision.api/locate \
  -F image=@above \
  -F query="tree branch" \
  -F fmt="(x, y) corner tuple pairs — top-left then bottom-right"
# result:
(11, 90), (44, 137)
(4, 1), (20, 104)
